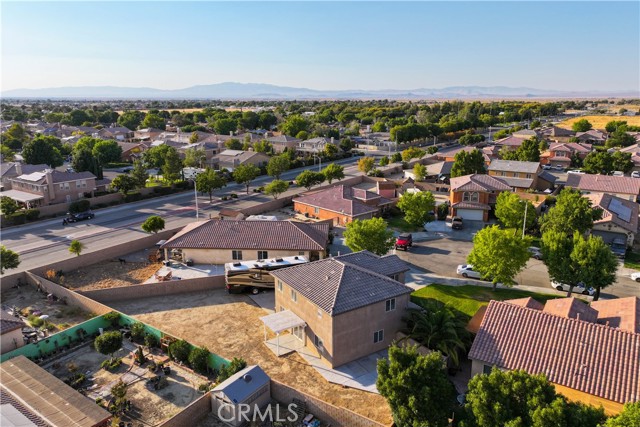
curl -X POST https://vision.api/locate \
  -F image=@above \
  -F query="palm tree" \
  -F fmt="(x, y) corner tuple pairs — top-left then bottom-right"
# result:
(404, 301), (470, 367)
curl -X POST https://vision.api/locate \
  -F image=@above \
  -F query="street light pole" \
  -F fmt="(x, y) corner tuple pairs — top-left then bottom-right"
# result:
(194, 180), (199, 220)
(522, 201), (528, 238)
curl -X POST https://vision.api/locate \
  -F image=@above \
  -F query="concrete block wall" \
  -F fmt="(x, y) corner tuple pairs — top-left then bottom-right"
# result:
(78, 275), (226, 303)
(270, 380), (391, 427)
(159, 392), (212, 427)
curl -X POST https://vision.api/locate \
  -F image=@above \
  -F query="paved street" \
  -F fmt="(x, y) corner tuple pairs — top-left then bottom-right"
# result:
(3, 157), (363, 273)
(395, 237), (639, 299)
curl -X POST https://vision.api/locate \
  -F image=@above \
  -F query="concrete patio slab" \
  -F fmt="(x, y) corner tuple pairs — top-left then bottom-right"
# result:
(144, 263), (224, 283)
(264, 334), (305, 357)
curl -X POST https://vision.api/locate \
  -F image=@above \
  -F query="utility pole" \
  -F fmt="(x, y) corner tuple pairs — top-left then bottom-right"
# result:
(194, 180), (199, 220)
(522, 201), (528, 238)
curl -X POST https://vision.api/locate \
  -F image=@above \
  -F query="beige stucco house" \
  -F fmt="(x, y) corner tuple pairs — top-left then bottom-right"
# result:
(1, 310), (25, 354)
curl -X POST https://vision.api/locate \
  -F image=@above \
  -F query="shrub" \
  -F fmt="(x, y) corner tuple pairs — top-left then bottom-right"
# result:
(27, 315), (44, 327)
(230, 193), (238, 199)
(436, 203), (449, 221)
(123, 192), (143, 203)
(94, 331), (123, 358)
(68, 199), (91, 214)
(7, 212), (26, 225)
(100, 357), (122, 371)
(130, 322), (145, 342)
(24, 209), (40, 221)
(103, 311), (120, 328)
(188, 346), (210, 374)
(144, 333), (159, 349)
(217, 357), (247, 383)
(168, 339), (191, 364)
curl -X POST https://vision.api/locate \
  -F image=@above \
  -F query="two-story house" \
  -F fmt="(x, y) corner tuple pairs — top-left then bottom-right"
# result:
(575, 129), (607, 144)
(265, 251), (412, 368)
(0, 162), (48, 191)
(540, 142), (592, 167)
(487, 159), (556, 192)
(449, 174), (512, 221)
(7, 169), (103, 206)
(266, 135), (302, 153)
(566, 174), (640, 202)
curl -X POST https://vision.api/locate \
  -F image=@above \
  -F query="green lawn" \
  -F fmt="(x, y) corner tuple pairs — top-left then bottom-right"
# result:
(624, 250), (640, 270)
(386, 215), (422, 232)
(411, 284), (560, 320)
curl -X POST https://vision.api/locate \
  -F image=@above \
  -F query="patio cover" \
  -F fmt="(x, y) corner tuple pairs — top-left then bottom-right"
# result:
(260, 310), (305, 334)
(1, 189), (44, 203)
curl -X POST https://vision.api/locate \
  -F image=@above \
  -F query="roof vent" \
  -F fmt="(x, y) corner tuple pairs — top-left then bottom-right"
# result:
(243, 374), (252, 383)
(324, 275), (330, 281)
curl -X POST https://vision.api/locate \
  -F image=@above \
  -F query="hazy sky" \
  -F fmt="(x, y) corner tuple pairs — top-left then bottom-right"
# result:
(2, 1), (639, 92)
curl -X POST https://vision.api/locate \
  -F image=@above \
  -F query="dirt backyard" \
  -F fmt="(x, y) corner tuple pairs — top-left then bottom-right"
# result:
(110, 290), (393, 425)
(61, 259), (162, 291)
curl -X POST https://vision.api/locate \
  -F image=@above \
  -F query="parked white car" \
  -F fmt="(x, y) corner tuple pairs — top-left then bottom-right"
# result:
(457, 264), (483, 279)
(631, 272), (640, 282)
(612, 171), (625, 177)
(631, 171), (640, 179)
(567, 169), (585, 175)
(542, 164), (552, 170)
(551, 281), (595, 296)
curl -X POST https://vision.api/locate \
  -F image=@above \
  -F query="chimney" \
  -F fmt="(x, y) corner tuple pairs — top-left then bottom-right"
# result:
(45, 168), (55, 200)
(15, 162), (22, 176)
(330, 137), (334, 145)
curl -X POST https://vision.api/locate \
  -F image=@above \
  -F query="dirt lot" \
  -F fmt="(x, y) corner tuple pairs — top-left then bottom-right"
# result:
(1, 285), (90, 333)
(62, 259), (162, 291)
(110, 290), (393, 425)
(46, 343), (202, 426)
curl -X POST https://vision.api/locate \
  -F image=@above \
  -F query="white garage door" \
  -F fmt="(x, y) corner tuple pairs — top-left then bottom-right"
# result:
(456, 209), (484, 221)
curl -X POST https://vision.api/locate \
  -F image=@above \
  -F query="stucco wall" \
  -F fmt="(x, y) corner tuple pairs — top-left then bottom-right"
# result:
(159, 392), (212, 427)
(1, 328), (25, 355)
(181, 248), (313, 265)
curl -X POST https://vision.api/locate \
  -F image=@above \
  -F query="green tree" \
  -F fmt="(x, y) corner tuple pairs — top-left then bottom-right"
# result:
(0, 245), (20, 274)
(583, 151), (614, 174)
(323, 143), (339, 158)
(357, 157), (375, 174)
(141, 113), (166, 130)
(344, 217), (394, 256)
(377, 345), (455, 427)
(239, 111), (259, 130)
(467, 225), (531, 290)
(605, 120), (627, 133)
(253, 140), (273, 154)
(494, 191), (536, 233)
(264, 179), (289, 199)
(401, 146), (426, 162)
(0, 145), (15, 161)
(131, 161), (149, 188)
(213, 118), (238, 135)
(405, 301), (470, 367)
(606, 402), (640, 427)
(72, 147), (103, 179)
(111, 174), (137, 195)
(224, 138), (243, 150)
(168, 339), (191, 364)
(612, 151), (634, 173)
(92, 139), (122, 165)
(295, 170), (325, 190)
(117, 110), (145, 130)
(69, 240), (84, 257)
(540, 188), (602, 235)
(379, 156), (389, 166)
(413, 163), (427, 181)
(391, 152), (402, 163)
(465, 369), (605, 427)
(141, 215), (165, 234)
(266, 154), (290, 179)
(572, 119), (593, 132)
(142, 144), (173, 169)
(280, 114), (310, 137)
(22, 135), (64, 167)
(397, 191), (435, 228)
(188, 346), (210, 374)
(183, 148), (206, 168)
(296, 130), (309, 140)
(339, 138), (354, 153)
(233, 163), (260, 194)
(94, 331), (123, 360)
(189, 131), (200, 144)
(450, 148), (485, 177)
(606, 129), (636, 148)
(163, 147), (183, 182)
(426, 146), (438, 155)
(1, 196), (20, 215)
(2, 123), (30, 150)
(322, 163), (345, 184)
(516, 137), (541, 162)
(196, 168), (226, 201)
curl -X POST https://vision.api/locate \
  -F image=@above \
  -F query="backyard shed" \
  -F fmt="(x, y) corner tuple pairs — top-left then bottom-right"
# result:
(211, 365), (271, 427)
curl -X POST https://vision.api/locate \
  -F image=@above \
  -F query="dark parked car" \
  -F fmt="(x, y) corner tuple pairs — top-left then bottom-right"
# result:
(395, 233), (413, 251)
(451, 217), (463, 230)
(67, 211), (95, 222)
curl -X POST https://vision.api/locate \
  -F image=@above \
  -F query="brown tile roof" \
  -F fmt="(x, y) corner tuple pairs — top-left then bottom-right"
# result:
(334, 250), (410, 276)
(591, 297), (640, 334)
(450, 174), (512, 192)
(566, 174), (640, 196)
(550, 126), (576, 137)
(543, 298), (598, 322)
(549, 142), (592, 153)
(505, 297), (544, 310)
(452, 201), (490, 210)
(161, 220), (328, 251)
(294, 185), (391, 217)
(585, 193), (639, 234)
(494, 135), (526, 147)
(488, 160), (540, 174)
(271, 251), (413, 316)
(497, 177), (534, 189)
(0, 389), (52, 427)
(0, 309), (25, 334)
(469, 300), (640, 404)
(0, 356), (111, 427)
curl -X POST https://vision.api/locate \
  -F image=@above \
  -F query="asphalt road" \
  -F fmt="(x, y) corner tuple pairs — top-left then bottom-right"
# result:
(3, 157), (363, 273)
(396, 238), (639, 299)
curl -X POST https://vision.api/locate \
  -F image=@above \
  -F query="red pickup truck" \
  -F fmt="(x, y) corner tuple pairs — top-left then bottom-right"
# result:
(395, 233), (413, 251)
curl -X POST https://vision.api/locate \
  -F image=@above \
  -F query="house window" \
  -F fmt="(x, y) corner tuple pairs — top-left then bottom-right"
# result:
(232, 250), (242, 260)
(291, 289), (297, 302)
(390, 273), (399, 281)
(526, 173), (532, 179)
(277, 281), (282, 292)
(373, 330), (384, 343)
(314, 207), (319, 215)
(385, 298), (396, 312)
(257, 251), (268, 260)
(501, 172), (506, 176)
(299, 251), (305, 256)
(79, 180), (87, 188)
(462, 192), (479, 203)
(314, 335), (323, 348)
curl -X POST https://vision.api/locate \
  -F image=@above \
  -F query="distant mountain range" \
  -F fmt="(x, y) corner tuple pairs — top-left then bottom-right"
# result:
(2, 82), (637, 99)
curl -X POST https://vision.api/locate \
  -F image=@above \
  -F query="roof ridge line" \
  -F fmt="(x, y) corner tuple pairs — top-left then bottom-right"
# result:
(289, 221), (325, 249)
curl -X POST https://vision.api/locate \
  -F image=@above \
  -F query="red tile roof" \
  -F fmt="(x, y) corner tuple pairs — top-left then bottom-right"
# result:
(542, 298), (598, 322)
(469, 300), (640, 404)
(161, 220), (328, 251)
(591, 297), (640, 334)
(450, 174), (512, 192)
(0, 309), (25, 335)
(566, 174), (640, 196)
(294, 185), (391, 217)
(505, 297), (544, 310)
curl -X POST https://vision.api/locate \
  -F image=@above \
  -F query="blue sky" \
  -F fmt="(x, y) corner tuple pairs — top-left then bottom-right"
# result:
(2, 1), (638, 92)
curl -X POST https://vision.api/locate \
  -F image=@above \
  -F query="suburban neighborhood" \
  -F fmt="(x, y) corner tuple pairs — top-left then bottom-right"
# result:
(1, 1), (639, 427)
